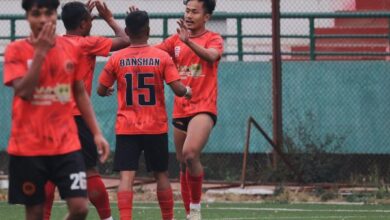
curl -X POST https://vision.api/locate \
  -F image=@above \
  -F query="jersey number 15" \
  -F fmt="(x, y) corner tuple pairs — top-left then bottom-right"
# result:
(124, 73), (156, 106)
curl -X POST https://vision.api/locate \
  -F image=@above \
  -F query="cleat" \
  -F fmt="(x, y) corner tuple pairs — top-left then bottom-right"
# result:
(188, 208), (201, 220)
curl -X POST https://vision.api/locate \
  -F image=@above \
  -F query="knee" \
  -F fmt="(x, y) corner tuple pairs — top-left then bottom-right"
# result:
(68, 204), (88, 219)
(179, 162), (187, 172)
(182, 151), (197, 167)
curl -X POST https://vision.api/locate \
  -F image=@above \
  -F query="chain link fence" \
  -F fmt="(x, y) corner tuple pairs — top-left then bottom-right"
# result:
(1, 0), (390, 185)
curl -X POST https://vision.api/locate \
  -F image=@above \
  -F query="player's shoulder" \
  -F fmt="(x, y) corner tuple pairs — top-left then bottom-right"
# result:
(6, 38), (28, 50)
(205, 30), (223, 39)
(57, 35), (80, 48)
(164, 34), (181, 43)
(147, 46), (172, 59)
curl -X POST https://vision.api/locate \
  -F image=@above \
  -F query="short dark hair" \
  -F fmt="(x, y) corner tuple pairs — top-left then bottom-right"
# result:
(125, 10), (149, 36)
(185, 0), (216, 15)
(61, 1), (90, 30)
(22, 0), (60, 12)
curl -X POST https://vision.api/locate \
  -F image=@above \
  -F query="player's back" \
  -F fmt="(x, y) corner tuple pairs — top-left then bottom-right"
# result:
(101, 45), (180, 135)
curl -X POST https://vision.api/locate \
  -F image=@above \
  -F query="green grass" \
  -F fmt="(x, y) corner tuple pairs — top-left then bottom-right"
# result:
(2, 202), (390, 219)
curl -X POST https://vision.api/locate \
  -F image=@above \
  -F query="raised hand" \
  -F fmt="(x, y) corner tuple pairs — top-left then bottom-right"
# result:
(96, 0), (113, 21)
(176, 19), (190, 43)
(29, 22), (56, 54)
(127, 5), (139, 14)
(85, 0), (96, 13)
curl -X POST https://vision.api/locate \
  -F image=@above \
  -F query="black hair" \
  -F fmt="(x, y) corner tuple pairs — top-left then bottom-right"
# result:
(185, 0), (216, 15)
(61, 1), (90, 30)
(22, 0), (60, 12)
(125, 10), (149, 36)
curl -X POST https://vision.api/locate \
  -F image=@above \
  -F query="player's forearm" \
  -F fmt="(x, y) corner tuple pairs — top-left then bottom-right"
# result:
(106, 17), (125, 37)
(106, 17), (130, 50)
(13, 51), (46, 100)
(169, 80), (191, 97)
(185, 40), (220, 63)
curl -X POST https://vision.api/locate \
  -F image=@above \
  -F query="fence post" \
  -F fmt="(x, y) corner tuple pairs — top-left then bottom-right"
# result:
(237, 17), (243, 61)
(309, 17), (316, 60)
(272, 0), (283, 168)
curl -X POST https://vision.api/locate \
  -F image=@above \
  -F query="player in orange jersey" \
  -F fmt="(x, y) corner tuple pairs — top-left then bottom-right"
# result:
(43, 1), (130, 220)
(155, 1), (224, 219)
(97, 10), (191, 220)
(3, 0), (109, 220)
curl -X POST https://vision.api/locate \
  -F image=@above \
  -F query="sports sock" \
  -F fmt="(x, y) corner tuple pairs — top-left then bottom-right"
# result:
(87, 175), (112, 219)
(157, 188), (174, 220)
(117, 191), (133, 220)
(187, 171), (204, 204)
(43, 181), (56, 220)
(180, 170), (191, 214)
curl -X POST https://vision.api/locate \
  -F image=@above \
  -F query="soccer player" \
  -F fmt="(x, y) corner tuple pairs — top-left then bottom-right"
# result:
(97, 10), (191, 220)
(43, 1), (130, 220)
(3, 0), (109, 220)
(155, 0), (224, 219)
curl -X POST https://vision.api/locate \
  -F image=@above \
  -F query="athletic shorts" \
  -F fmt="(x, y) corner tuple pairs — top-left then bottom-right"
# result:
(114, 134), (169, 172)
(172, 112), (217, 132)
(8, 150), (87, 205)
(75, 116), (98, 169)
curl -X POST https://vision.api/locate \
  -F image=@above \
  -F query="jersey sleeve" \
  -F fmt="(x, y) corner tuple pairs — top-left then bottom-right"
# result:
(81, 36), (113, 57)
(207, 34), (224, 58)
(162, 55), (180, 84)
(155, 35), (177, 57)
(3, 43), (27, 86)
(98, 57), (117, 87)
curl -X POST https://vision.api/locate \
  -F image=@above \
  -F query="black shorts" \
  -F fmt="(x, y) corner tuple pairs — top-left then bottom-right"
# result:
(75, 116), (98, 169)
(8, 151), (87, 205)
(172, 112), (217, 132)
(114, 134), (169, 172)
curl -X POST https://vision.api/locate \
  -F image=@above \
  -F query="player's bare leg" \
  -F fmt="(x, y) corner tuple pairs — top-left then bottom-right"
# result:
(182, 113), (214, 220)
(25, 204), (44, 220)
(154, 171), (174, 220)
(174, 127), (191, 218)
(117, 171), (136, 220)
(65, 197), (89, 220)
(184, 114), (213, 175)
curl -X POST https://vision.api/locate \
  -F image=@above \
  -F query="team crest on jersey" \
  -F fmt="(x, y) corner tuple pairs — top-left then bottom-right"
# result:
(174, 46), (180, 57)
(22, 181), (36, 196)
(64, 60), (75, 74)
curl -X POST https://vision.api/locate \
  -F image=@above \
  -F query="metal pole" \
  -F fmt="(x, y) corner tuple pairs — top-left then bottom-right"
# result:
(271, 0), (283, 168)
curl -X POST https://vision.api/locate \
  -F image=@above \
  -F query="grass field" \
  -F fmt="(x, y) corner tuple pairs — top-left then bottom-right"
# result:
(1, 202), (390, 220)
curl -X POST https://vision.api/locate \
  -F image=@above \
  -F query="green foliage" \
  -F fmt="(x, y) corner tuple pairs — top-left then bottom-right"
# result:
(264, 111), (349, 183)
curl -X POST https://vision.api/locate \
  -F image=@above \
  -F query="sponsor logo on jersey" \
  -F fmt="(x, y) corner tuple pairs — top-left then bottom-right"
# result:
(32, 84), (71, 105)
(178, 64), (203, 79)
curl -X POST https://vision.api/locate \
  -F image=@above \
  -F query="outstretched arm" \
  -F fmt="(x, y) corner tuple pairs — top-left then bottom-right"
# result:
(96, 1), (130, 51)
(176, 19), (220, 63)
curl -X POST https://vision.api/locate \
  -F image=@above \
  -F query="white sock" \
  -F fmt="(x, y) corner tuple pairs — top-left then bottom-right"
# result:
(190, 203), (201, 210)
(102, 217), (114, 220)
